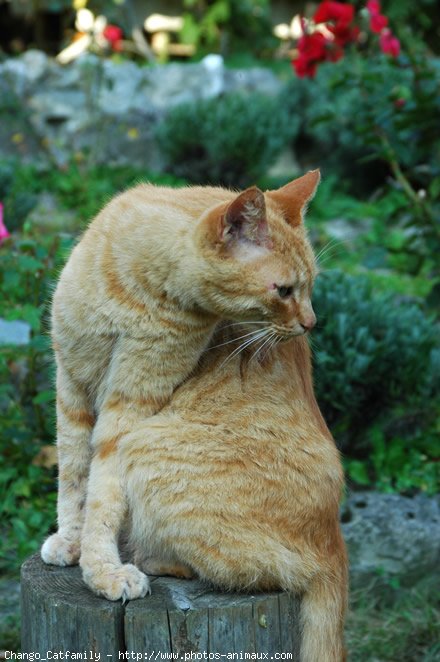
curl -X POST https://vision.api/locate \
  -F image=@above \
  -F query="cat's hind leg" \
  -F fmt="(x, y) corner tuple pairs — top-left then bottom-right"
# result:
(136, 555), (195, 579)
(41, 363), (93, 566)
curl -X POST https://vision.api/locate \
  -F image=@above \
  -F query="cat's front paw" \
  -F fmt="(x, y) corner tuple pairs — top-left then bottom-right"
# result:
(41, 533), (80, 566)
(82, 563), (151, 601)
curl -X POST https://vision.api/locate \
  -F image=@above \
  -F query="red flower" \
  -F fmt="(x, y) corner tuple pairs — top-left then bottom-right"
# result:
(293, 55), (319, 78)
(298, 31), (328, 61)
(313, 2), (358, 48)
(314, 1), (354, 27)
(366, 0), (381, 15)
(370, 13), (388, 33)
(103, 24), (123, 50)
(292, 3), (360, 78)
(379, 29), (400, 57)
(293, 31), (329, 77)
(331, 23), (360, 47)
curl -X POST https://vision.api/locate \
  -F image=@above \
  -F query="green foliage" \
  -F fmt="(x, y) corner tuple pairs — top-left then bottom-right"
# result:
(156, 92), (295, 188)
(346, 427), (440, 495)
(0, 161), (37, 231)
(313, 270), (439, 491)
(383, 0), (440, 44)
(0, 615), (20, 651)
(309, 176), (433, 299)
(0, 162), (189, 572)
(284, 51), (440, 184)
(3, 161), (187, 229)
(347, 579), (440, 661)
(0, 231), (73, 573)
(180, 0), (275, 57)
(285, 50), (440, 289)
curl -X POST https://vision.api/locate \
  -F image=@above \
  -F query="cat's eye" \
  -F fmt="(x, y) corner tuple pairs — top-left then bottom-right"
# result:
(277, 285), (294, 299)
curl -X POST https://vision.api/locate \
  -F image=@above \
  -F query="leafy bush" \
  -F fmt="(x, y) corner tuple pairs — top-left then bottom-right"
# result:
(0, 160), (187, 231)
(0, 231), (74, 573)
(0, 164), (188, 573)
(283, 51), (440, 185)
(156, 92), (296, 188)
(312, 270), (439, 491)
(179, 0), (275, 56)
(284, 48), (440, 298)
(0, 161), (37, 231)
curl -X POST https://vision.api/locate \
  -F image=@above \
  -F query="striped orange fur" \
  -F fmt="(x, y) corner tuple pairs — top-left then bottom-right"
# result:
(41, 171), (347, 659)
(124, 330), (347, 661)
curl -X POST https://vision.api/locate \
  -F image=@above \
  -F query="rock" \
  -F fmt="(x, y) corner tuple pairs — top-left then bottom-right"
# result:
(98, 59), (147, 116)
(267, 149), (300, 180)
(143, 62), (223, 111)
(0, 51), (283, 169)
(0, 319), (31, 346)
(325, 217), (374, 244)
(0, 59), (29, 96)
(224, 67), (282, 97)
(20, 50), (49, 83)
(341, 491), (440, 589)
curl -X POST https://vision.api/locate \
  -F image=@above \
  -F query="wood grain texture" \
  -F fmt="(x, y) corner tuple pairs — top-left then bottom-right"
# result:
(21, 555), (301, 659)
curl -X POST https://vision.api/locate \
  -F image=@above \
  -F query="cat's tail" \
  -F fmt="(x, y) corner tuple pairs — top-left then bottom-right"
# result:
(299, 561), (348, 662)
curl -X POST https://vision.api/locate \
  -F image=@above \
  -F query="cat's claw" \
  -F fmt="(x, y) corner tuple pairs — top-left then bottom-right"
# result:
(41, 533), (81, 566)
(82, 563), (151, 601)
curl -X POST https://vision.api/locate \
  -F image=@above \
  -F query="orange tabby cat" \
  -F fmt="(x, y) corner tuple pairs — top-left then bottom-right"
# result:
(41, 172), (347, 656)
(123, 325), (348, 662)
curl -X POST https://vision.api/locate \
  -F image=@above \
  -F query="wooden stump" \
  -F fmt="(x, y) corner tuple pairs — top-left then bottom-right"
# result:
(21, 555), (301, 658)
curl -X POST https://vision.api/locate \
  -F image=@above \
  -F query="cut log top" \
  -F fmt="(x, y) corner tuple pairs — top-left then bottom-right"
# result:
(21, 555), (301, 659)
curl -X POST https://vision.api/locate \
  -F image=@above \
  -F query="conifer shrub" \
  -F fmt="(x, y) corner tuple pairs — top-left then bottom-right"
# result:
(156, 92), (295, 188)
(313, 270), (439, 458)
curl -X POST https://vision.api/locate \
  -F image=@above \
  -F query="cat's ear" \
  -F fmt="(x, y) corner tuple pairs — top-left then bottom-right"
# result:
(267, 170), (321, 227)
(220, 186), (269, 246)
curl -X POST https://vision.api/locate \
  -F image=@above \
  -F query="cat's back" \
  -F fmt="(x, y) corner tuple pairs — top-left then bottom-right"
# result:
(51, 183), (231, 389)
(55, 183), (232, 301)
(84, 182), (233, 238)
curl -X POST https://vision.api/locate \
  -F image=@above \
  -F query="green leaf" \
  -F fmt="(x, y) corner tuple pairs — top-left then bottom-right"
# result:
(32, 390), (55, 405)
(429, 176), (440, 201)
(347, 461), (370, 486)
(7, 304), (41, 331)
(180, 13), (200, 46)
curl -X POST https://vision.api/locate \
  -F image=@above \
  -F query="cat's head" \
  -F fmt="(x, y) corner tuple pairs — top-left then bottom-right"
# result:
(195, 170), (320, 340)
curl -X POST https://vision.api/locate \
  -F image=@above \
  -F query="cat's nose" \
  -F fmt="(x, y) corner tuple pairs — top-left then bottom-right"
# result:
(300, 313), (316, 332)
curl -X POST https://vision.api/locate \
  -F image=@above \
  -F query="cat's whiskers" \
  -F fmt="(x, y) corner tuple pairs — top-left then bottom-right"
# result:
(208, 326), (269, 351)
(315, 238), (343, 261)
(219, 328), (271, 369)
(250, 331), (278, 364)
(315, 238), (349, 268)
(222, 321), (267, 329)
(264, 335), (280, 360)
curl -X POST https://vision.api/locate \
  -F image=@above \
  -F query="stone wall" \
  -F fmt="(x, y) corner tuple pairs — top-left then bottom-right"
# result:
(0, 50), (282, 170)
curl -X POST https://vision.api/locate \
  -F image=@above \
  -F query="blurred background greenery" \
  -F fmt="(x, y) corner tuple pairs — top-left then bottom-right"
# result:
(0, 1), (439, 659)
